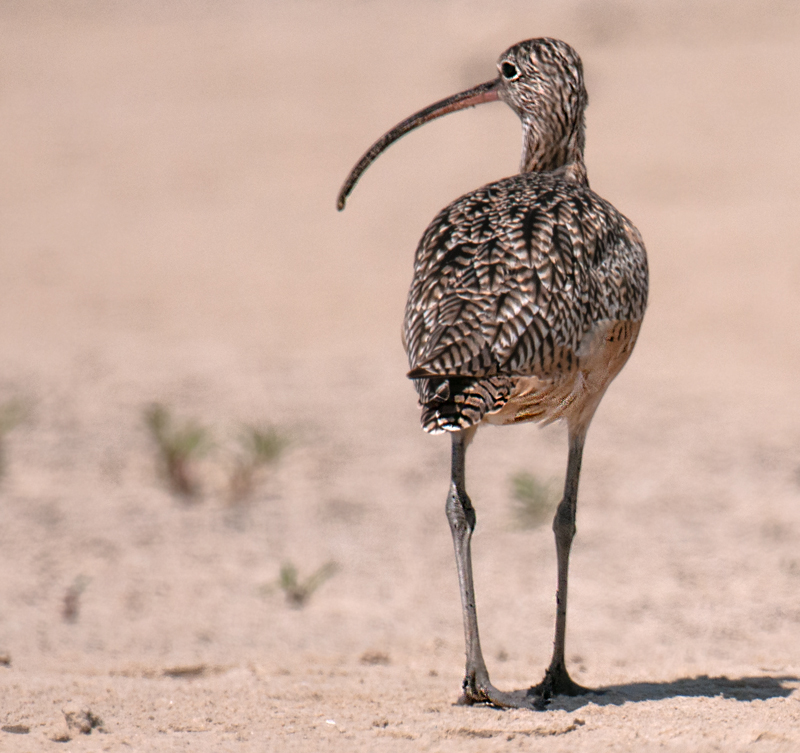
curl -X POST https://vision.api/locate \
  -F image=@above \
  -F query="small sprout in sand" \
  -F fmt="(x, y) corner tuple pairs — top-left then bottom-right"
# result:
(227, 425), (288, 505)
(62, 575), (90, 623)
(144, 403), (211, 499)
(0, 398), (29, 480)
(510, 471), (560, 529)
(274, 561), (339, 608)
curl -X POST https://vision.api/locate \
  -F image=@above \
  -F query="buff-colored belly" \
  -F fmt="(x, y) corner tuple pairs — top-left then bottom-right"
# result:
(484, 319), (641, 434)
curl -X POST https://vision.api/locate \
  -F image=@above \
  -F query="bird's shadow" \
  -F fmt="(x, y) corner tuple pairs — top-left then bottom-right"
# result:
(546, 674), (799, 711)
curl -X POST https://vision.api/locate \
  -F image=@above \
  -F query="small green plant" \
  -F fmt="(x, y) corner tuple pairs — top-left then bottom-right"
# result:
(275, 561), (338, 608)
(510, 471), (560, 529)
(144, 403), (210, 499)
(227, 425), (287, 505)
(62, 575), (90, 623)
(0, 399), (29, 480)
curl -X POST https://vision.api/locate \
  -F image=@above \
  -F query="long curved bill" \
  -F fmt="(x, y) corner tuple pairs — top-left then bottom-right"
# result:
(337, 78), (500, 211)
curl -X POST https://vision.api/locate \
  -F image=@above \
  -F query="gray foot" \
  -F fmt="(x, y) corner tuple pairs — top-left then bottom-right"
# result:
(458, 675), (550, 711)
(528, 661), (598, 704)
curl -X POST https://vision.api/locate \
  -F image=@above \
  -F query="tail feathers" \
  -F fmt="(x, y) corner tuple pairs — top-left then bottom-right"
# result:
(413, 375), (512, 434)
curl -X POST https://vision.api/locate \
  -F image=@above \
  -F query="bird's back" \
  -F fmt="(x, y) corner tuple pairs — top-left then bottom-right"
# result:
(403, 170), (648, 434)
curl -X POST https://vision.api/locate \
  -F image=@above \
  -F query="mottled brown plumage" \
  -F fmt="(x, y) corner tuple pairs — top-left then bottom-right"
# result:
(405, 170), (647, 433)
(338, 38), (648, 710)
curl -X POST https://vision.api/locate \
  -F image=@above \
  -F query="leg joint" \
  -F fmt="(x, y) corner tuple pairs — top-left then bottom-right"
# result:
(552, 497), (576, 544)
(446, 486), (476, 534)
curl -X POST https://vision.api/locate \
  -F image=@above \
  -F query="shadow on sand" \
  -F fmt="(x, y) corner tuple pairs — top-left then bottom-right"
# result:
(547, 674), (799, 711)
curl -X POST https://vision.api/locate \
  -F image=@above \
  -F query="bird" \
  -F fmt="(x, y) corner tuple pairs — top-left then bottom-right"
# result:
(337, 38), (648, 709)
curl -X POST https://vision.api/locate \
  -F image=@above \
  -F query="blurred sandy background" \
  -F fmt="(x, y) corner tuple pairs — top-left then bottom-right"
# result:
(1, 0), (800, 750)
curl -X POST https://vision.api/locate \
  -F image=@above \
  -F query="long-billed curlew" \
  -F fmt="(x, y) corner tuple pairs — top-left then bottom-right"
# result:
(337, 38), (648, 709)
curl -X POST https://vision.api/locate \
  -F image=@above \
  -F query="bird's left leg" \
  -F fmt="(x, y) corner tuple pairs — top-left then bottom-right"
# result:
(447, 427), (542, 710)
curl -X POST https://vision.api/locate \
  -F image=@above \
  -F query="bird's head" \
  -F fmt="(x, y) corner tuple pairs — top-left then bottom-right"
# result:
(496, 38), (587, 128)
(337, 37), (588, 211)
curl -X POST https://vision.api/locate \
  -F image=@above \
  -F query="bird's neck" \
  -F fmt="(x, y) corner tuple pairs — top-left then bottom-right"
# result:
(519, 117), (587, 185)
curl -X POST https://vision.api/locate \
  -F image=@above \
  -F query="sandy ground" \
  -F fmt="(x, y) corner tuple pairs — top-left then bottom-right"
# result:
(1, 1), (800, 750)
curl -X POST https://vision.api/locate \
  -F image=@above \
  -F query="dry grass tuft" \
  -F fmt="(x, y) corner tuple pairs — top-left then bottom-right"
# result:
(0, 398), (30, 480)
(227, 425), (288, 505)
(272, 561), (339, 608)
(509, 471), (560, 529)
(143, 403), (211, 499)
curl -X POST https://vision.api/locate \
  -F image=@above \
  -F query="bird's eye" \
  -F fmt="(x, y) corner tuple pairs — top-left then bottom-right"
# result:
(501, 61), (519, 80)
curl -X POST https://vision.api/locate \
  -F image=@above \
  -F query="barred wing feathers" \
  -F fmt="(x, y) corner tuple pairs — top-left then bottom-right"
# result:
(403, 172), (647, 433)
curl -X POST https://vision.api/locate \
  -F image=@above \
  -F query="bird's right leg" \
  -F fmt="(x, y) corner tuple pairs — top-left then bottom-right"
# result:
(447, 427), (542, 709)
(529, 426), (594, 702)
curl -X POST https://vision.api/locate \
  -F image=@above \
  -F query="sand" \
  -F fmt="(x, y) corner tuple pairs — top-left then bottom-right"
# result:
(1, 1), (800, 750)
